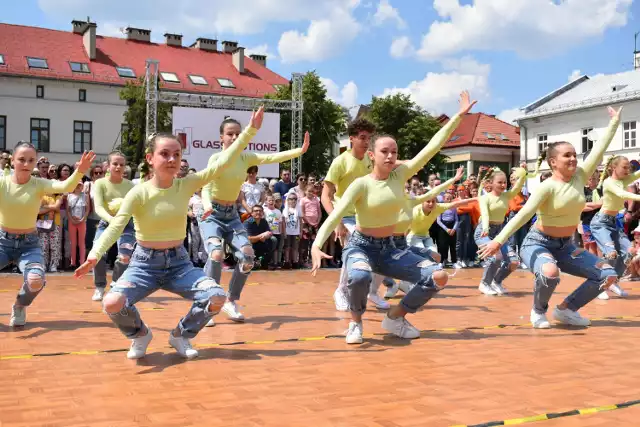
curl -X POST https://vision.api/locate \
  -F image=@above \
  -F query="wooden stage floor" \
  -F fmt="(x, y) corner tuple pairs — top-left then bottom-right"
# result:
(1, 268), (639, 427)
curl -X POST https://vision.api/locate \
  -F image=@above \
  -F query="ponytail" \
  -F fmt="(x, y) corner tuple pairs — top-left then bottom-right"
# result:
(598, 156), (619, 187)
(533, 149), (547, 177)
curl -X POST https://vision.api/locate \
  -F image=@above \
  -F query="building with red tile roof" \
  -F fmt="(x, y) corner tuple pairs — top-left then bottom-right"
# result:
(0, 19), (288, 164)
(438, 112), (521, 179)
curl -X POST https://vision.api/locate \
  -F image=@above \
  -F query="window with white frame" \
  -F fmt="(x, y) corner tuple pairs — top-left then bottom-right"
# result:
(160, 72), (180, 83)
(189, 75), (207, 85)
(624, 121), (637, 148)
(537, 134), (548, 155)
(582, 127), (594, 153)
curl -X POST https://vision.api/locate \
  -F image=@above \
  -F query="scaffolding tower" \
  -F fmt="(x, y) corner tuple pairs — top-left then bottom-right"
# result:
(144, 59), (304, 176)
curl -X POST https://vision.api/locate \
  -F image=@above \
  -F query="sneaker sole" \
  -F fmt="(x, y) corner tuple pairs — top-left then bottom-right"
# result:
(168, 339), (199, 359)
(346, 337), (363, 344)
(531, 322), (551, 329)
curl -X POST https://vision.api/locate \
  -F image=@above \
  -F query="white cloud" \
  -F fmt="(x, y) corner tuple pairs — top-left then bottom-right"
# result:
(381, 57), (490, 115)
(38, 0), (360, 37)
(497, 107), (522, 124)
(320, 77), (359, 107)
(373, 0), (406, 29)
(414, 0), (633, 61)
(568, 69), (582, 82)
(390, 36), (414, 58)
(278, 6), (361, 62)
(245, 44), (277, 60)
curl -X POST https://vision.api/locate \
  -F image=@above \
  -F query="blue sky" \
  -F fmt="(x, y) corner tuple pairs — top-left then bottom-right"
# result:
(3, 0), (639, 121)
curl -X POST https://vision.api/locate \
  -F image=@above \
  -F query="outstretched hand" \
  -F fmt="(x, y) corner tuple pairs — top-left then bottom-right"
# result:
(607, 106), (623, 119)
(301, 131), (310, 154)
(250, 106), (265, 130)
(477, 240), (501, 260)
(311, 246), (332, 276)
(74, 257), (98, 279)
(454, 166), (465, 182)
(458, 90), (477, 115)
(76, 151), (97, 175)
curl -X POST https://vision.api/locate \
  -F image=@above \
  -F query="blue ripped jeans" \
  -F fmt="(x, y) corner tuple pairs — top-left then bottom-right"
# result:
(520, 228), (617, 314)
(198, 202), (253, 301)
(343, 231), (443, 315)
(590, 212), (633, 277)
(0, 231), (46, 307)
(93, 219), (135, 289)
(474, 223), (519, 285)
(107, 244), (226, 339)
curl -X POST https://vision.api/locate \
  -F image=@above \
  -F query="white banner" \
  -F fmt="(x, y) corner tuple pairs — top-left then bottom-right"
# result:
(172, 106), (281, 177)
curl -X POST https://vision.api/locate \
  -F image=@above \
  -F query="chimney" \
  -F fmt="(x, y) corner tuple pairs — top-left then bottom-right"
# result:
(249, 54), (267, 68)
(164, 33), (182, 47)
(190, 38), (218, 52)
(82, 22), (97, 60)
(222, 40), (238, 53)
(635, 50), (640, 70)
(233, 47), (245, 73)
(125, 27), (151, 43)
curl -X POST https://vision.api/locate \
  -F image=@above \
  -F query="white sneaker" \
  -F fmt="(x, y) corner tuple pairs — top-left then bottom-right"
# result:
(382, 314), (421, 339)
(490, 281), (508, 295)
(479, 282), (497, 295)
(553, 307), (591, 326)
(384, 282), (399, 299)
(345, 321), (363, 344)
(127, 328), (153, 359)
(597, 291), (610, 300)
(205, 317), (215, 327)
(368, 294), (390, 310)
(454, 261), (464, 269)
(333, 288), (350, 312)
(9, 305), (26, 327)
(92, 288), (105, 301)
(459, 260), (468, 268)
(397, 281), (412, 294)
(520, 263), (528, 269)
(609, 283), (629, 297)
(530, 309), (551, 329)
(222, 301), (245, 322)
(50, 266), (57, 273)
(169, 334), (199, 359)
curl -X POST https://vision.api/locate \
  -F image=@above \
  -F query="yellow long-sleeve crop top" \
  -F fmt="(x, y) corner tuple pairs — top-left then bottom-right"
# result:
(324, 149), (373, 217)
(410, 203), (453, 236)
(493, 114), (620, 245)
(202, 146), (303, 207)
(313, 113), (462, 248)
(394, 175), (460, 234)
(479, 168), (527, 231)
(600, 171), (640, 212)
(0, 170), (84, 230)
(89, 126), (256, 260)
(92, 177), (135, 222)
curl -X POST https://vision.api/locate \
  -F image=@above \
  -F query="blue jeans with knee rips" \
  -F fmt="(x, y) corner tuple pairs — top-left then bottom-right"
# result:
(520, 228), (617, 314)
(198, 202), (253, 301)
(107, 244), (226, 339)
(0, 231), (46, 306)
(475, 223), (519, 285)
(343, 231), (444, 315)
(590, 212), (633, 277)
(93, 219), (135, 289)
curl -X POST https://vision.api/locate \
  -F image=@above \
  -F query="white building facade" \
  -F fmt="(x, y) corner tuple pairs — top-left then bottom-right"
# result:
(516, 70), (640, 191)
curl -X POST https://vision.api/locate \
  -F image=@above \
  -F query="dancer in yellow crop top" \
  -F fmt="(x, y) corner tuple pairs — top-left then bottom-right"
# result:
(0, 141), (95, 328)
(479, 106), (621, 330)
(311, 90), (476, 345)
(199, 120), (310, 325)
(589, 155), (640, 297)
(74, 108), (264, 361)
(474, 166), (528, 296)
(89, 150), (136, 302)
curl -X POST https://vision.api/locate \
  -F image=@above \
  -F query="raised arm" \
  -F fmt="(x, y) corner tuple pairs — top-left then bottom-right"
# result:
(581, 107), (622, 178)
(402, 91), (476, 178)
(409, 175), (460, 207)
(313, 179), (364, 249)
(624, 169), (640, 186)
(505, 167), (528, 198)
(42, 151), (95, 194)
(251, 131), (310, 166)
(604, 179), (640, 202)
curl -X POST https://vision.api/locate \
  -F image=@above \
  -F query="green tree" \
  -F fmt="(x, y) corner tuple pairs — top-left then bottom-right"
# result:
(367, 93), (449, 180)
(267, 71), (346, 175)
(118, 78), (171, 167)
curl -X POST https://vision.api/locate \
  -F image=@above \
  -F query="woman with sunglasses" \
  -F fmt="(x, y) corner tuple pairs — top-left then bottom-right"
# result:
(200, 122), (310, 325)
